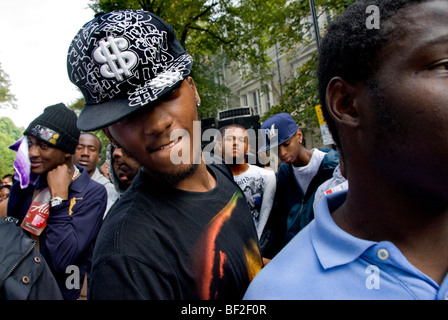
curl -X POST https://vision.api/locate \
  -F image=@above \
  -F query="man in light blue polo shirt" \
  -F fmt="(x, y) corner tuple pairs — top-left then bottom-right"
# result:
(244, 0), (448, 300)
(244, 191), (448, 299)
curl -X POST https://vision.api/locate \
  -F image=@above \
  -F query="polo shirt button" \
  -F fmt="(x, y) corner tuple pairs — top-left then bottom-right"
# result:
(377, 248), (389, 260)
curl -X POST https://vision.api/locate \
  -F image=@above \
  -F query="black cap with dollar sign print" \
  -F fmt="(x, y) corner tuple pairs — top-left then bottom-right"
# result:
(67, 10), (193, 131)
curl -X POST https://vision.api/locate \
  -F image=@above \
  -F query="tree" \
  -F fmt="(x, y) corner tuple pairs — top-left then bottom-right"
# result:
(260, 0), (358, 129)
(261, 52), (319, 129)
(0, 117), (23, 177)
(85, 0), (357, 127)
(0, 62), (17, 109)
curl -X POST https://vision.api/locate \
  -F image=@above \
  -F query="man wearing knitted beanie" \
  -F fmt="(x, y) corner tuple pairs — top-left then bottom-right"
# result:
(5, 103), (107, 300)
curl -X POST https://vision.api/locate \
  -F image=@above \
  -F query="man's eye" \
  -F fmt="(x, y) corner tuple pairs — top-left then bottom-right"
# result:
(160, 87), (179, 102)
(431, 61), (448, 70)
(39, 142), (49, 150)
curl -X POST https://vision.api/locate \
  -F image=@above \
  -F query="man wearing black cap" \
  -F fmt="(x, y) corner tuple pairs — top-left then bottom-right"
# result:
(67, 10), (262, 299)
(6, 103), (107, 300)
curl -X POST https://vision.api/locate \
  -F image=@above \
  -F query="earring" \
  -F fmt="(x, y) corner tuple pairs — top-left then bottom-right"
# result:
(196, 102), (201, 108)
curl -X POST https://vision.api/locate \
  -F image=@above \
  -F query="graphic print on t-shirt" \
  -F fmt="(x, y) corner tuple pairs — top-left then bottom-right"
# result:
(193, 191), (262, 299)
(236, 176), (264, 221)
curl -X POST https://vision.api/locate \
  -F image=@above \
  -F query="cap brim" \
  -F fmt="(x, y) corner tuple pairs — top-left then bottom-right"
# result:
(77, 97), (133, 131)
(258, 141), (279, 153)
(257, 131), (296, 153)
(77, 54), (192, 131)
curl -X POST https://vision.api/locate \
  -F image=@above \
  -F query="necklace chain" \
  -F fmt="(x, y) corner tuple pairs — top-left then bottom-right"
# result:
(72, 166), (79, 181)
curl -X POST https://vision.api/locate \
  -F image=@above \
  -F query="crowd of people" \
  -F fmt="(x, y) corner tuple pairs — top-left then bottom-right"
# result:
(0, 0), (447, 300)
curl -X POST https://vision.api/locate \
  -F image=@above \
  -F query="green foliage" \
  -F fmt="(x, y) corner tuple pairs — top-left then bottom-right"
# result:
(261, 52), (319, 129)
(0, 117), (24, 177)
(85, 0), (358, 127)
(262, 0), (358, 129)
(0, 63), (17, 109)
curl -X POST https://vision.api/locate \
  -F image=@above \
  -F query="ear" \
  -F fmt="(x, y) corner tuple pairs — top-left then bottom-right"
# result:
(326, 77), (360, 128)
(185, 76), (201, 106)
(103, 127), (114, 143)
(296, 129), (303, 143)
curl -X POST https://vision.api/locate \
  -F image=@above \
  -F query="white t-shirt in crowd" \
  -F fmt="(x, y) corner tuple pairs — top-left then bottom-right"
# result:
(233, 164), (277, 239)
(292, 149), (326, 194)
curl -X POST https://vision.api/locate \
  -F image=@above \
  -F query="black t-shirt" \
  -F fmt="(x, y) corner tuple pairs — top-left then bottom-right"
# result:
(89, 164), (263, 300)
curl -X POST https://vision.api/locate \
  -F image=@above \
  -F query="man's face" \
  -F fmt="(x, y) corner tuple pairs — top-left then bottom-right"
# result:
(1, 177), (12, 186)
(0, 187), (10, 201)
(222, 127), (249, 164)
(278, 130), (303, 165)
(28, 136), (68, 175)
(73, 133), (101, 174)
(112, 146), (140, 187)
(105, 77), (201, 184)
(359, 0), (448, 199)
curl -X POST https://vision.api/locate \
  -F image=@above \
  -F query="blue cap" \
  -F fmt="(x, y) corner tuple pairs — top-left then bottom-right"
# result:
(258, 113), (298, 152)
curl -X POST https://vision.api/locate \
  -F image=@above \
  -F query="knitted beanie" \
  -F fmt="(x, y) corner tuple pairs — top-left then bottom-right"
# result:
(24, 103), (80, 154)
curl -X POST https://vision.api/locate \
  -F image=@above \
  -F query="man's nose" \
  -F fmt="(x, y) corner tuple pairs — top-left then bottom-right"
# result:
(28, 144), (40, 158)
(142, 104), (173, 137)
(279, 145), (287, 159)
(112, 147), (124, 160)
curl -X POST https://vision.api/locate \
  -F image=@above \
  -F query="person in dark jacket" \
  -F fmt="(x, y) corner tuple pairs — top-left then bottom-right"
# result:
(259, 113), (339, 252)
(0, 217), (63, 300)
(6, 103), (107, 300)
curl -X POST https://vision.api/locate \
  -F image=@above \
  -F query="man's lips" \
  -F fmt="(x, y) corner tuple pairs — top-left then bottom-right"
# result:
(152, 137), (182, 152)
(30, 161), (42, 168)
(118, 172), (128, 182)
(78, 159), (90, 165)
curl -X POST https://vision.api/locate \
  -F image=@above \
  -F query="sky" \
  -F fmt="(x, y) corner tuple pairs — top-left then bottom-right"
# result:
(0, 0), (95, 128)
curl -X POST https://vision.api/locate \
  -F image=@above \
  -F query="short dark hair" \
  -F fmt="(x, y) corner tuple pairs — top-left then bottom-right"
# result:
(218, 124), (248, 141)
(317, 0), (424, 148)
(80, 132), (102, 153)
(2, 174), (13, 180)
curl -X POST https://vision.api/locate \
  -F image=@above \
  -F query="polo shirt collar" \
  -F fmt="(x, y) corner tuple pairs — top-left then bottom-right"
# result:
(70, 165), (90, 193)
(310, 190), (377, 269)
